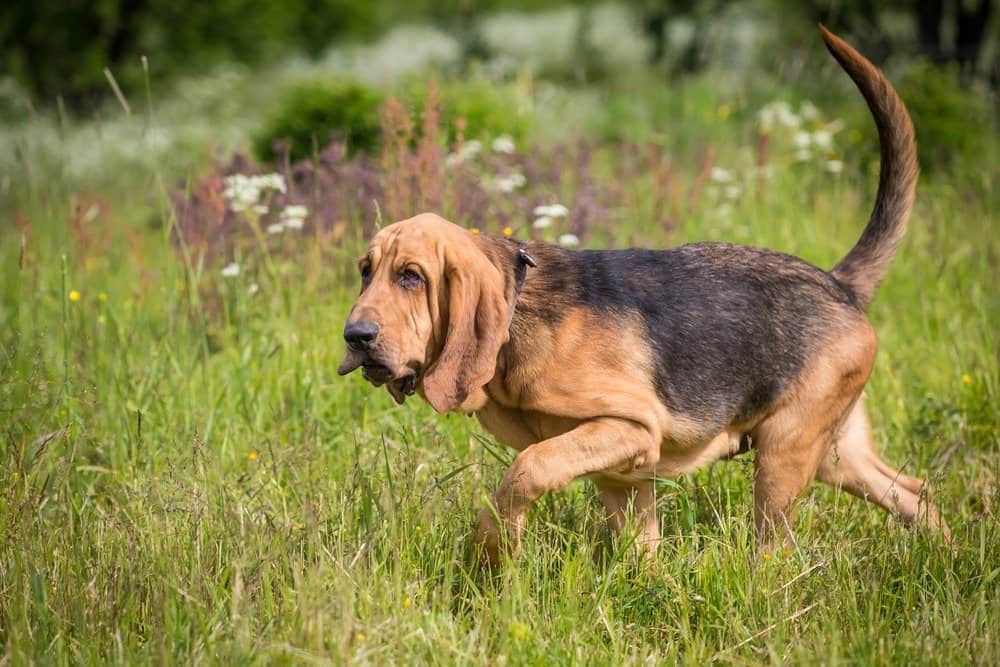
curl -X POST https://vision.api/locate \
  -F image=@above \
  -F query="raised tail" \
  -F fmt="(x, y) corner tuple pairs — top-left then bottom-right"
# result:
(820, 25), (918, 309)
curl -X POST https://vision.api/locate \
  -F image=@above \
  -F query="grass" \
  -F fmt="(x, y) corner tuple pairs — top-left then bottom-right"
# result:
(2, 13), (999, 665)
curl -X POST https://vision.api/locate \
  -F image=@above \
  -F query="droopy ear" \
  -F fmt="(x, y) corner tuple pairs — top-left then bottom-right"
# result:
(422, 246), (513, 413)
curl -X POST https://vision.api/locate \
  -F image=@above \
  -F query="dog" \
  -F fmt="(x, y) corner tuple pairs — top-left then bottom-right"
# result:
(338, 26), (948, 565)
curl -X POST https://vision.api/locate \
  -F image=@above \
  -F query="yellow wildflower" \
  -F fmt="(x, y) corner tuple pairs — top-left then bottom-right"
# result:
(403, 597), (412, 608)
(68, 290), (81, 302)
(469, 227), (480, 234)
(962, 374), (972, 385)
(248, 451), (258, 462)
(98, 292), (108, 302)
(717, 103), (733, 120)
(502, 226), (514, 238)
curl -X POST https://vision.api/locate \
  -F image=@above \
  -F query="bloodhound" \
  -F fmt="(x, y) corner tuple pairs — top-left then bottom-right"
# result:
(338, 27), (948, 565)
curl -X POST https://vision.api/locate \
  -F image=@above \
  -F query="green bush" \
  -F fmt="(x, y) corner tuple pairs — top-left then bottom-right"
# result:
(898, 62), (993, 172)
(253, 79), (384, 162)
(401, 76), (531, 146)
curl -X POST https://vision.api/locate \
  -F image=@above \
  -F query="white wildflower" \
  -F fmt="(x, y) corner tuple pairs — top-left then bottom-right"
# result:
(793, 131), (812, 149)
(221, 262), (240, 277)
(715, 203), (733, 218)
(247, 283), (260, 295)
(280, 204), (308, 230)
(811, 129), (834, 152)
(558, 233), (579, 247)
(491, 135), (516, 154)
(266, 223), (285, 234)
(533, 215), (553, 229)
(252, 204), (269, 215)
(724, 184), (743, 200)
(445, 140), (482, 167)
(222, 173), (287, 213)
(491, 171), (526, 193)
(795, 148), (813, 162)
(533, 204), (568, 218)
(800, 101), (821, 122)
(825, 159), (844, 174)
(758, 101), (801, 132)
(710, 167), (734, 183)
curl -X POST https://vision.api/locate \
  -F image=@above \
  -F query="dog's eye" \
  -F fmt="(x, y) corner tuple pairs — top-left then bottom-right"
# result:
(359, 262), (372, 286)
(397, 268), (423, 290)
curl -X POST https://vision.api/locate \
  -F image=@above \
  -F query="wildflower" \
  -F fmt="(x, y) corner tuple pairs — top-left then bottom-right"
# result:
(247, 283), (260, 296)
(68, 290), (81, 302)
(223, 173), (287, 212)
(266, 223), (285, 235)
(533, 215), (552, 229)
(252, 204), (269, 215)
(558, 233), (579, 247)
(97, 315), (106, 325)
(723, 184), (743, 200)
(533, 204), (568, 218)
(800, 100), (820, 122)
(280, 204), (308, 230)
(490, 172), (526, 193)
(248, 451), (258, 461)
(811, 129), (834, 152)
(793, 131), (812, 149)
(355, 632), (366, 643)
(502, 226), (514, 238)
(794, 148), (812, 162)
(491, 135), (516, 154)
(402, 597), (412, 608)
(98, 292), (108, 302)
(709, 167), (733, 184)
(962, 374), (972, 385)
(469, 227), (480, 234)
(717, 103), (733, 120)
(221, 262), (240, 277)
(445, 140), (482, 167)
(825, 160), (844, 174)
(758, 101), (801, 132)
(715, 203), (733, 218)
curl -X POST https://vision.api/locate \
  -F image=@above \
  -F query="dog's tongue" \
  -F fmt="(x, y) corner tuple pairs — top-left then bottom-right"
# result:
(338, 348), (365, 375)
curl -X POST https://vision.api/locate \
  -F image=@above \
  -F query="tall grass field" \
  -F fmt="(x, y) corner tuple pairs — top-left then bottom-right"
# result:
(1, 9), (998, 664)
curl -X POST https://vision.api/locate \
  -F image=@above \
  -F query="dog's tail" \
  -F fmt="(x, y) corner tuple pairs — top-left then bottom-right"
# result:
(821, 25), (917, 309)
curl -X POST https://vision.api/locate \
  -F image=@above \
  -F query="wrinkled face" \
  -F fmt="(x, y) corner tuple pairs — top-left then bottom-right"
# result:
(337, 218), (443, 404)
(338, 214), (516, 413)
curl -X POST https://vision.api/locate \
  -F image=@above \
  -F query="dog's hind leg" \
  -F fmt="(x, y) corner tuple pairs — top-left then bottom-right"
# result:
(817, 398), (950, 539)
(750, 328), (878, 553)
(594, 479), (660, 554)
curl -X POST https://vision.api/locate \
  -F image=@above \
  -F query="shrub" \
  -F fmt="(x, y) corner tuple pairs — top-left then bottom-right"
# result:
(253, 78), (384, 163)
(898, 62), (993, 172)
(401, 75), (531, 147)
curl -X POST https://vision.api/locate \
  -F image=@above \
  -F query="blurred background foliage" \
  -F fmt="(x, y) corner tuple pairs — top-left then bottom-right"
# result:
(2, 0), (996, 109)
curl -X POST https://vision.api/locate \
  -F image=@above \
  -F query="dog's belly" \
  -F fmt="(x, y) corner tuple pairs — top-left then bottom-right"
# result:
(594, 430), (744, 485)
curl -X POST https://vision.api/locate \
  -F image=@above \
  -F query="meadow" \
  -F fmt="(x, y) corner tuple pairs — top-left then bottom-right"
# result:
(1, 6), (998, 664)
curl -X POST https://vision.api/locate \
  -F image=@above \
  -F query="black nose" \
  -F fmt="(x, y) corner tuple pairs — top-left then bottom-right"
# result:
(344, 320), (379, 349)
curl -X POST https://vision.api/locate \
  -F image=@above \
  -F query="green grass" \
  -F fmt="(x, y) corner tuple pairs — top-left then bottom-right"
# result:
(2, 36), (999, 666)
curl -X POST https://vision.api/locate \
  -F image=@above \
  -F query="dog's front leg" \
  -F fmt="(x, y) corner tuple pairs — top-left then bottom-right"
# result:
(476, 417), (658, 566)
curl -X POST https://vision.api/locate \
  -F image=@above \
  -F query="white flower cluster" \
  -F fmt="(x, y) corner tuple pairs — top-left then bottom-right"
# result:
(445, 140), (482, 167)
(558, 233), (579, 247)
(267, 204), (309, 234)
(489, 171), (526, 193)
(758, 101), (845, 174)
(491, 134), (516, 154)
(221, 262), (240, 277)
(532, 203), (568, 229)
(223, 173), (287, 213)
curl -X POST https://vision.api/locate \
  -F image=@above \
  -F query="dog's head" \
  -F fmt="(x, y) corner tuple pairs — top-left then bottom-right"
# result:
(338, 213), (518, 412)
